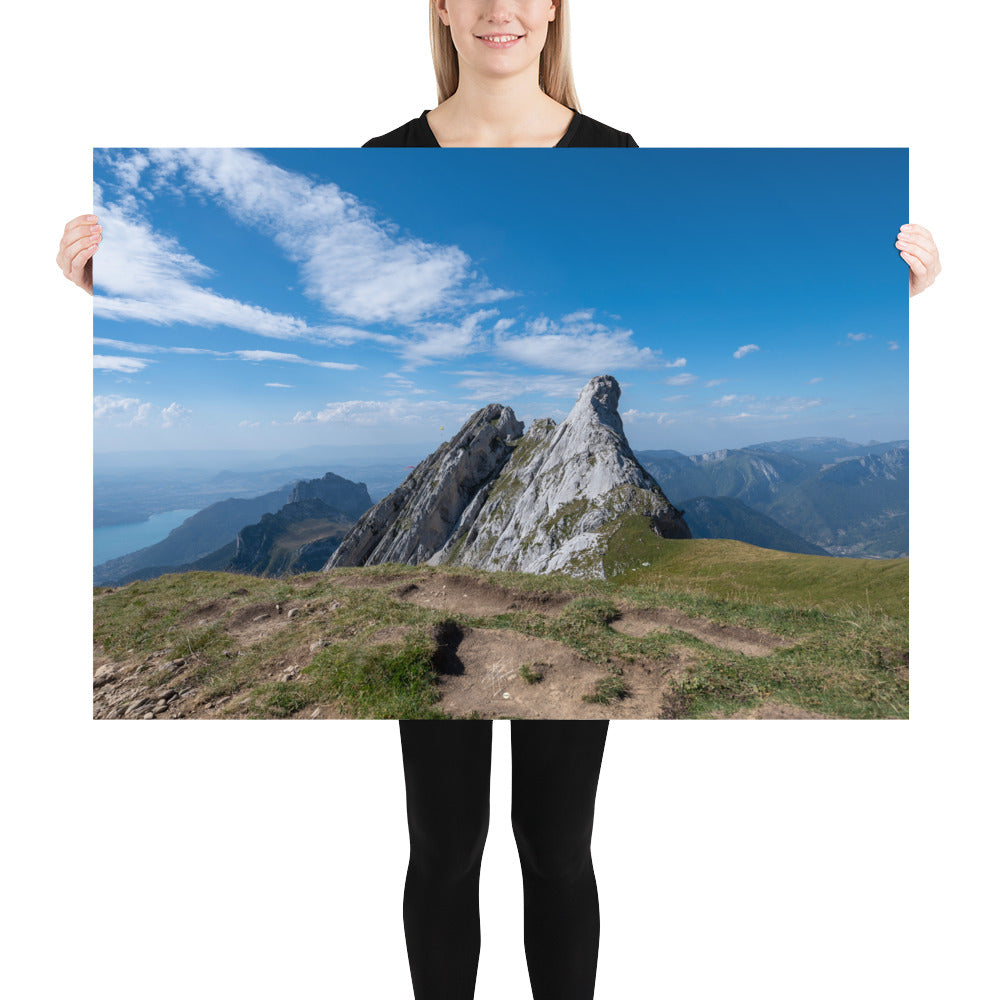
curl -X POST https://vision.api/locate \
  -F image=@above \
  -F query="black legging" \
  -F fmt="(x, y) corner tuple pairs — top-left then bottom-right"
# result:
(399, 719), (609, 1000)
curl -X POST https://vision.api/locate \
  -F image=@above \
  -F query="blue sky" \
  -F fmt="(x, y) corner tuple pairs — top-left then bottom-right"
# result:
(93, 148), (907, 456)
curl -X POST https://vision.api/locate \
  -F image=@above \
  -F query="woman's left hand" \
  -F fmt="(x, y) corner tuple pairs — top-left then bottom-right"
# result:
(896, 223), (941, 297)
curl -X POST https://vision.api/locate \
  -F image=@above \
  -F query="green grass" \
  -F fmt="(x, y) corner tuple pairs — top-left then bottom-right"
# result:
(604, 516), (908, 618)
(93, 543), (908, 720)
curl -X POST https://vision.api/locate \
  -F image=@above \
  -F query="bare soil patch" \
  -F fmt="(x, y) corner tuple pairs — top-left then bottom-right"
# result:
(396, 576), (570, 618)
(612, 607), (794, 657)
(430, 625), (684, 720)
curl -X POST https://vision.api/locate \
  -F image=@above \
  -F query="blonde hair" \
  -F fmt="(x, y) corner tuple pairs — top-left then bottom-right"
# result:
(429, 1), (580, 110)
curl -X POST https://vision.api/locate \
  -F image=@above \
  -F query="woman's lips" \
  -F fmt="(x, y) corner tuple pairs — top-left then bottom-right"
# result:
(476, 34), (524, 49)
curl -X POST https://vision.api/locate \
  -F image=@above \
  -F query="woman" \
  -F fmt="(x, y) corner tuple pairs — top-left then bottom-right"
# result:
(69, 4), (937, 998)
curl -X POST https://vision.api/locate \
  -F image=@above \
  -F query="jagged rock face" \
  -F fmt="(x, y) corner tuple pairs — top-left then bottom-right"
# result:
(433, 376), (689, 577)
(325, 404), (524, 569)
(325, 376), (689, 580)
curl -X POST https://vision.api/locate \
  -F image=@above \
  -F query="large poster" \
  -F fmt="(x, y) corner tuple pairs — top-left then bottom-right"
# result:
(93, 147), (907, 720)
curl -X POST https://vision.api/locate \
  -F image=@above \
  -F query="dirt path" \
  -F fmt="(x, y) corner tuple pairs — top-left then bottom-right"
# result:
(396, 578), (570, 617)
(430, 625), (687, 720)
(611, 607), (794, 657)
(397, 574), (792, 657)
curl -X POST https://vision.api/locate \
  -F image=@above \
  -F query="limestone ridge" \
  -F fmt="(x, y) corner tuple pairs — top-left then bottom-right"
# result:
(325, 404), (524, 568)
(324, 376), (689, 579)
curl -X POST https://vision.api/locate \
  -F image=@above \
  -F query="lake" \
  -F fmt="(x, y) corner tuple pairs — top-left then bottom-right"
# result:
(94, 509), (202, 566)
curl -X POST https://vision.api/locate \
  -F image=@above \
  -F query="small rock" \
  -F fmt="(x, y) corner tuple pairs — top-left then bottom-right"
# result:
(252, 614), (269, 623)
(329, 602), (341, 611)
(142, 712), (155, 720)
(152, 704), (169, 715)
(309, 640), (330, 652)
(287, 608), (298, 619)
(163, 690), (179, 701)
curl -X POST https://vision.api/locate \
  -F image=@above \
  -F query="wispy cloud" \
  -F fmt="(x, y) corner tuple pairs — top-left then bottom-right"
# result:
(712, 395), (823, 420)
(846, 332), (870, 342)
(403, 310), (498, 367)
(664, 373), (698, 386)
(291, 398), (475, 429)
(456, 373), (582, 401)
(233, 350), (360, 371)
(495, 313), (659, 374)
(93, 355), (152, 374)
(111, 148), (512, 325)
(621, 408), (680, 427)
(733, 344), (759, 359)
(266, 383), (293, 389)
(94, 337), (221, 356)
(808, 377), (824, 384)
(888, 341), (899, 350)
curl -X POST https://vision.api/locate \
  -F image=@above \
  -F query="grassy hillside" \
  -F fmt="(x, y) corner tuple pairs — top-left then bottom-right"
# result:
(93, 537), (908, 722)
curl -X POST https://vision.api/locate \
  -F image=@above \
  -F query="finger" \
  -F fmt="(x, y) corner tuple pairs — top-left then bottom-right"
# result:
(896, 241), (933, 266)
(63, 214), (99, 234)
(900, 223), (933, 240)
(60, 222), (102, 252)
(900, 250), (927, 279)
(69, 243), (98, 282)
(60, 232), (101, 273)
(895, 232), (936, 254)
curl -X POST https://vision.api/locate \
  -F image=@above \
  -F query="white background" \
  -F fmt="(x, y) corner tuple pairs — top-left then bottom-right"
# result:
(3, 1), (997, 997)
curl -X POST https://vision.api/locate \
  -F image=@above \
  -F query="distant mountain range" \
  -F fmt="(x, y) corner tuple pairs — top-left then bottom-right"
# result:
(636, 438), (908, 558)
(95, 473), (372, 585)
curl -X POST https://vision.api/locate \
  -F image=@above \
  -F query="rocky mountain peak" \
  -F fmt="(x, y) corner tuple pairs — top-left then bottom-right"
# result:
(325, 376), (689, 579)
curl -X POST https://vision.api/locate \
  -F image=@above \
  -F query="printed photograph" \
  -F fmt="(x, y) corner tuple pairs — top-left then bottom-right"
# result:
(92, 147), (908, 720)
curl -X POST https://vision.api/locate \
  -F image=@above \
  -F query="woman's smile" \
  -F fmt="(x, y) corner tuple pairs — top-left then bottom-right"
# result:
(475, 33), (525, 49)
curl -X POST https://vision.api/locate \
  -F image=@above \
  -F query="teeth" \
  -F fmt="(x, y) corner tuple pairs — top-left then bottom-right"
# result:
(484, 35), (518, 42)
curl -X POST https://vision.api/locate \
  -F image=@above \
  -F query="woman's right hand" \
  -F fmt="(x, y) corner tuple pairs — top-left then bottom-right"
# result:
(56, 215), (102, 295)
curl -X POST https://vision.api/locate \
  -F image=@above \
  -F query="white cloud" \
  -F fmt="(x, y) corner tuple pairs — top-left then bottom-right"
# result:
(664, 373), (698, 386)
(266, 383), (293, 388)
(703, 379), (727, 388)
(664, 357), (687, 368)
(808, 377), (824, 384)
(93, 354), (152, 374)
(233, 349), (360, 371)
(161, 402), (191, 427)
(93, 395), (152, 425)
(714, 396), (823, 420)
(847, 332), (871, 342)
(621, 408), (679, 427)
(93, 336), (220, 356)
(456, 373), (582, 400)
(733, 344), (760, 359)
(133, 148), (510, 325)
(403, 310), (498, 366)
(495, 315), (659, 374)
(291, 398), (474, 429)
(888, 341), (899, 350)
